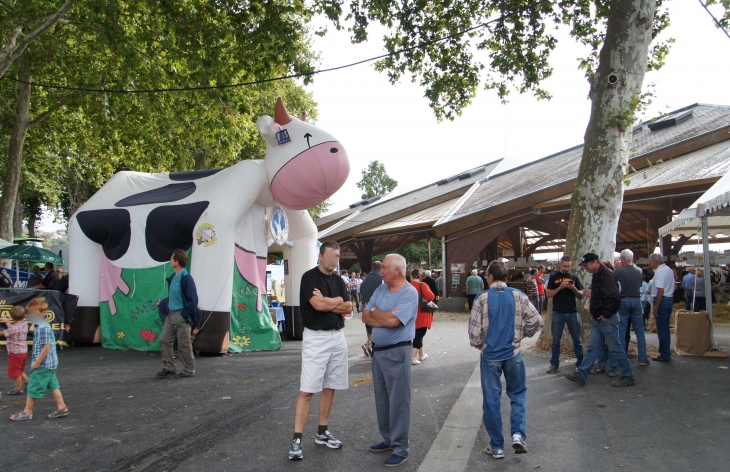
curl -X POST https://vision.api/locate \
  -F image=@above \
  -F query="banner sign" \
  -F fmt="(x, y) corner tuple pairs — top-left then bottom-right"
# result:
(0, 288), (78, 347)
(616, 240), (648, 251)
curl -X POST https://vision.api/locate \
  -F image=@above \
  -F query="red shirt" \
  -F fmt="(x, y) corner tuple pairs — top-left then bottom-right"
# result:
(411, 281), (435, 329)
(536, 273), (545, 295)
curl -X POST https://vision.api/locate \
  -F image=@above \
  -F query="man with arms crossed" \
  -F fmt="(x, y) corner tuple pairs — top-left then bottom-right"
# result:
(363, 254), (418, 467)
(289, 241), (352, 460)
(469, 260), (541, 459)
(545, 255), (584, 374)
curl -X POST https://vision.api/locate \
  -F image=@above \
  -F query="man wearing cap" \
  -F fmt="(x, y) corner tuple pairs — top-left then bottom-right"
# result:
(565, 253), (634, 387)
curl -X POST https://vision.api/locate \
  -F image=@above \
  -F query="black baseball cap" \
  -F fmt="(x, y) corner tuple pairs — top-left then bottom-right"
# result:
(579, 253), (600, 266)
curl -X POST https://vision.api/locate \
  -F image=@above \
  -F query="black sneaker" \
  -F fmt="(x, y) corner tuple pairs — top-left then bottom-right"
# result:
(652, 356), (670, 362)
(546, 365), (559, 374)
(607, 368), (618, 378)
(611, 376), (635, 387)
(289, 438), (303, 460)
(564, 372), (585, 386)
(156, 369), (175, 378)
(175, 371), (195, 379)
(315, 430), (343, 449)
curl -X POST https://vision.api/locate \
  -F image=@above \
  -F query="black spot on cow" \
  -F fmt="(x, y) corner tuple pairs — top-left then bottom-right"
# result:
(169, 169), (222, 181)
(115, 183), (196, 207)
(76, 209), (132, 261)
(145, 202), (209, 262)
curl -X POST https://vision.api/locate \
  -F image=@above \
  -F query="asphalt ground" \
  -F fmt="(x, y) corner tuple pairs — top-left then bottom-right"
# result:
(1, 313), (728, 471)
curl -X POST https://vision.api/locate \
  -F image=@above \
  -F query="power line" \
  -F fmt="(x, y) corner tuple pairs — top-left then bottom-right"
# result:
(698, 0), (730, 40)
(0, 4), (546, 94)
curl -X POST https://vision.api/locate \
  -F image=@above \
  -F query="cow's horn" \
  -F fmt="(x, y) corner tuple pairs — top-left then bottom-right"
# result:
(274, 97), (291, 125)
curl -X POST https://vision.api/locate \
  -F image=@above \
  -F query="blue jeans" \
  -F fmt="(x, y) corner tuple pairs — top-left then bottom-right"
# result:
(655, 297), (674, 360)
(550, 312), (583, 368)
(619, 298), (647, 363)
(576, 314), (633, 381)
(480, 352), (526, 450)
(684, 289), (693, 311)
(596, 341), (617, 371)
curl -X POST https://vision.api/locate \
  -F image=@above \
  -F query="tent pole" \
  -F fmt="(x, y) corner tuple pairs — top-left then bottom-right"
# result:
(701, 215), (714, 346)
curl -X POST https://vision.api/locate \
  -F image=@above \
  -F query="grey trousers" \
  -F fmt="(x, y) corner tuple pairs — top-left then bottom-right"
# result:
(372, 344), (411, 457)
(160, 310), (195, 374)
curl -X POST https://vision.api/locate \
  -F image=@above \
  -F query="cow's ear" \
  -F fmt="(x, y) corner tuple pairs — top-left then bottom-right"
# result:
(256, 115), (278, 146)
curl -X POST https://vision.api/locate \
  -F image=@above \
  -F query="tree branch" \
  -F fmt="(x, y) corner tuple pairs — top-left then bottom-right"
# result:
(28, 93), (76, 128)
(0, 0), (77, 79)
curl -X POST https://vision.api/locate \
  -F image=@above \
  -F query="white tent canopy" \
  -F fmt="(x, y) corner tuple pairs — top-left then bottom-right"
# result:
(659, 171), (730, 348)
(660, 171), (730, 238)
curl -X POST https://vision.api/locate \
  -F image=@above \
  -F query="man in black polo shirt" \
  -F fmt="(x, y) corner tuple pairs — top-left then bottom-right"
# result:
(288, 241), (352, 461)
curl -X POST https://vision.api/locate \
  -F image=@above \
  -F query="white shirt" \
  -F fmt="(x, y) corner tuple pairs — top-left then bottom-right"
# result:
(652, 264), (676, 297)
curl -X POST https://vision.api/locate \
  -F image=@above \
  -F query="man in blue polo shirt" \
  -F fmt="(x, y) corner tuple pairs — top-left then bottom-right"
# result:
(363, 254), (418, 467)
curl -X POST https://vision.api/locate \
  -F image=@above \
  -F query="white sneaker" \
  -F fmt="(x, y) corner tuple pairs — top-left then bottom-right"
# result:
(512, 433), (527, 453)
(484, 445), (504, 459)
(418, 354), (429, 361)
(288, 438), (303, 460)
(411, 358), (421, 365)
(315, 430), (343, 449)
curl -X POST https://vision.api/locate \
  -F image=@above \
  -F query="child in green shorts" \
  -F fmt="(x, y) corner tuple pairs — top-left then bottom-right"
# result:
(9, 298), (68, 421)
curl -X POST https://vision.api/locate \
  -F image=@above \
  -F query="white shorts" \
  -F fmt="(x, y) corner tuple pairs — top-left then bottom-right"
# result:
(300, 328), (349, 393)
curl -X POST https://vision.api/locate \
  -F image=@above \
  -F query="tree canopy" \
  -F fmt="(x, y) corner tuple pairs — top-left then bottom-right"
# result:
(1, 0), (319, 239)
(356, 159), (398, 199)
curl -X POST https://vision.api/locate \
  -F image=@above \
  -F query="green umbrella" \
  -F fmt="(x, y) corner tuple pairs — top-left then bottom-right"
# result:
(0, 245), (66, 265)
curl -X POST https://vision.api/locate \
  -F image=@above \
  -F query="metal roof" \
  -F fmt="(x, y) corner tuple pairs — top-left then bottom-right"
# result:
(359, 197), (461, 236)
(318, 159), (503, 239)
(540, 138), (730, 206)
(437, 104), (730, 226)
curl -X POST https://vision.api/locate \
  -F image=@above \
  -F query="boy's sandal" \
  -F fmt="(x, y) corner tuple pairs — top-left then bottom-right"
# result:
(6, 388), (25, 395)
(10, 411), (33, 421)
(48, 407), (69, 418)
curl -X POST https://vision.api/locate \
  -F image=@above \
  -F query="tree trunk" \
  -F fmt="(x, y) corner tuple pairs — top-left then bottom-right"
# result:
(537, 0), (655, 347)
(28, 209), (38, 238)
(0, 57), (31, 241)
(13, 194), (23, 237)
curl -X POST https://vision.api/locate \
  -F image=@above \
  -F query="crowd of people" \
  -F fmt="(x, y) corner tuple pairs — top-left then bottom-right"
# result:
(0, 239), (697, 466)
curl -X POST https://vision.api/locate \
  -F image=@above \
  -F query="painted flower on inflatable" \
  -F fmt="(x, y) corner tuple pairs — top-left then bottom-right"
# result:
(117, 331), (125, 339)
(237, 303), (247, 312)
(232, 335), (252, 348)
(140, 329), (158, 348)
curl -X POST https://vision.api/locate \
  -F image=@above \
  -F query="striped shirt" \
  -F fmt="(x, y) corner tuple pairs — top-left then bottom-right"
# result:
(32, 323), (58, 370)
(3, 321), (28, 354)
(468, 281), (542, 355)
(525, 276), (538, 298)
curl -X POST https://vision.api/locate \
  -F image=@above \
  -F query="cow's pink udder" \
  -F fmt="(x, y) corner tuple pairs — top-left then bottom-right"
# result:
(271, 141), (349, 210)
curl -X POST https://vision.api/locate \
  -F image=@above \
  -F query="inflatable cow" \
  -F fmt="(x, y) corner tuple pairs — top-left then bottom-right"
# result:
(68, 99), (349, 352)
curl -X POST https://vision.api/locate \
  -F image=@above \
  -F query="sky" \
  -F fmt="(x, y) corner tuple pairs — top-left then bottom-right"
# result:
(304, 0), (730, 214)
(40, 1), (730, 242)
